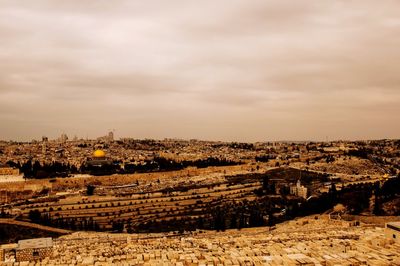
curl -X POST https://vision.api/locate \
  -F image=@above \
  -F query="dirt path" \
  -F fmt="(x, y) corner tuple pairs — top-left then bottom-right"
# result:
(0, 218), (71, 234)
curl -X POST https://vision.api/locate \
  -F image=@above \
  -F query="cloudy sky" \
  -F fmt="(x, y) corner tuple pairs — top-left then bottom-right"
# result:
(1, 1), (399, 142)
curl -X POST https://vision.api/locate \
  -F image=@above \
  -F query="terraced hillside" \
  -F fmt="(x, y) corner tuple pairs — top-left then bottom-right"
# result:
(16, 180), (264, 232)
(4, 167), (341, 233)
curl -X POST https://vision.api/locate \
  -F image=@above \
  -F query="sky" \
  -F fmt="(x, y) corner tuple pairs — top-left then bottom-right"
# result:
(1, 0), (400, 142)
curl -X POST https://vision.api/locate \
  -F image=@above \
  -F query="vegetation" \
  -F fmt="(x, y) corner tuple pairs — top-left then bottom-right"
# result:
(10, 156), (242, 178)
(11, 167), (400, 234)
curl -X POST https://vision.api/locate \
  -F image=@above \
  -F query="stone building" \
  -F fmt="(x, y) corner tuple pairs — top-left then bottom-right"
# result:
(16, 238), (53, 262)
(290, 179), (308, 199)
(385, 222), (400, 243)
(0, 166), (19, 175)
(84, 150), (114, 175)
(0, 243), (18, 262)
(0, 248), (4, 262)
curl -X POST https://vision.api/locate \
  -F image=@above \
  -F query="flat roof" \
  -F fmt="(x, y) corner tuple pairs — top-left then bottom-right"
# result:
(1, 243), (18, 250)
(386, 222), (400, 232)
(17, 238), (53, 250)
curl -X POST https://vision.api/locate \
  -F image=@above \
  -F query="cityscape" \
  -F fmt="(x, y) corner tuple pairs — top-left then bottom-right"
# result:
(1, 1), (400, 265)
(0, 135), (399, 264)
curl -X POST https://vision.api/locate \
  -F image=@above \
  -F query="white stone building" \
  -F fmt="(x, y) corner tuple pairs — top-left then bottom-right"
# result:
(290, 180), (308, 199)
(385, 222), (400, 243)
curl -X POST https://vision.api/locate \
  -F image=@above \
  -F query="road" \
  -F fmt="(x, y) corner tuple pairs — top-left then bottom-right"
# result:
(0, 218), (71, 234)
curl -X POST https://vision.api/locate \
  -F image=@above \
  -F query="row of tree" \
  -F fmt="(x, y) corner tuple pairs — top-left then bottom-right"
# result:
(123, 157), (240, 174)
(7, 160), (78, 179)
(28, 210), (100, 231)
(9, 156), (242, 178)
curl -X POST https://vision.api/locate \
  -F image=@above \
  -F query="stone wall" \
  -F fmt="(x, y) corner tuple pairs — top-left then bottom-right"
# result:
(385, 227), (400, 244)
(0, 168), (19, 175)
(16, 247), (52, 262)
(342, 215), (400, 226)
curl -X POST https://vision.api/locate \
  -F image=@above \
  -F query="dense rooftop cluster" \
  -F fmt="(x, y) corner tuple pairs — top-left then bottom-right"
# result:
(0, 137), (399, 179)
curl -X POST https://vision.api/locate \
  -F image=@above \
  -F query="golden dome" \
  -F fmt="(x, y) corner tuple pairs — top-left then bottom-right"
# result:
(93, 149), (105, 158)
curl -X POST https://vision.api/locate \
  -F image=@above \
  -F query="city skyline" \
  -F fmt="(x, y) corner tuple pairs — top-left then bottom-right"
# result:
(1, 132), (399, 143)
(1, 1), (400, 142)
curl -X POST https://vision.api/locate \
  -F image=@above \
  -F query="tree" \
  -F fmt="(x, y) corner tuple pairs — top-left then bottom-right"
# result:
(262, 176), (269, 191)
(213, 207), (226, 231)
(329, 183), (337, 204)
(86, 185), (95, 196)
(28, 209), (41, 223)
(229, 215), (237, 229)
(1, 207), (7, 218)
(373, 183), (382, 215)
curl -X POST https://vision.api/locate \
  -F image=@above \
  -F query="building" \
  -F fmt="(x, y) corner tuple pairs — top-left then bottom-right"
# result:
(385, 222), (400, 243)
(84, 150), (115, 176)
(59, 133), (68, 143)
(0, 166), (19, 176)
(0, 248), (4, 262)
(96, 131), (114, 143)
(15, 238), (53, 262)
(108, 131), (114, 142)
(0, 166), (24, 184)
(290, 180), (308, 199)
(0, 243), (18, 263)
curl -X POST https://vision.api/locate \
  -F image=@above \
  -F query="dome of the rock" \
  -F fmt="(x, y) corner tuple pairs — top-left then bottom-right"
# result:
(93, 149), (106, 158)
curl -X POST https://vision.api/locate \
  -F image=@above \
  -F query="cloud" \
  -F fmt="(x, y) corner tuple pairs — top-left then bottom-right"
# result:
(0, 0), (399, 141)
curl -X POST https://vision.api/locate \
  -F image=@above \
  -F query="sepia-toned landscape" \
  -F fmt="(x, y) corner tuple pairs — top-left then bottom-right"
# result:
(1, 137), (400, 265)
(1, 0), (400, 265)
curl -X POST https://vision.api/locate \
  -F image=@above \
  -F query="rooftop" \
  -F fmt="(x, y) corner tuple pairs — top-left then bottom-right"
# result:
(17, 238), (53, 250)
(387, 221), (400, 227)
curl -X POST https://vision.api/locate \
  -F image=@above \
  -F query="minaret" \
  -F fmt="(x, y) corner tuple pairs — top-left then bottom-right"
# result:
(42, 136), (48, 154)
